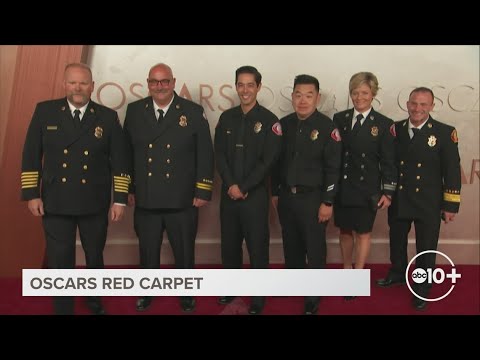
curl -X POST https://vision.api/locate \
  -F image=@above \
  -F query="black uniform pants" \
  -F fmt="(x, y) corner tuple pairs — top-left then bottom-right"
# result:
(388, 207), (441, 297)
(219, 186), (269, 269)
(134, 206), (198, 270)
(278, 189), (326, 304)
(42, 211), (108, 315)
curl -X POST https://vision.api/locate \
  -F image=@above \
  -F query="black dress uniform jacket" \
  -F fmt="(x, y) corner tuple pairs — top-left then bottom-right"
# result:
(214, 102), (282, 193)
(272, 110), (342, 202)
(124, 93), (214, 208)
(21, 98), (130, 214)
(392, 117), (461, 219)
(333, 108), (397, 207)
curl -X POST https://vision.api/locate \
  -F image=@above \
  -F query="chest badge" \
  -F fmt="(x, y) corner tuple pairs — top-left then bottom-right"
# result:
(371, 126), (378, 137)
(428, 135), (437, 147)
(311, 129), (319, 141)
(179, 115), (188, 127)
(254, 122), (262, 133)
(94, 126), (103, 139)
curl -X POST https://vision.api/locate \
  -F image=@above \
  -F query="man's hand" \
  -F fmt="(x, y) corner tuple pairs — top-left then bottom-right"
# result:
(110, 204), (125, 222)
(228, 184), (247, 200)
(442, 211), (456, 223)
(193, 198), (209, 207)
(318, 203), (332, 223)
(377, 194), (392, 210)
(28, 198), (44, 216)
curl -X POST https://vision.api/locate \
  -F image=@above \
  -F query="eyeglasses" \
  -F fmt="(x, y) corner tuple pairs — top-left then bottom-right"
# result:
(147, 78), (172, 87)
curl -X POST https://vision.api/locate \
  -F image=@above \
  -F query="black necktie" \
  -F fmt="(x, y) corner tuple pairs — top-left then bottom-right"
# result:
(73, 109), (81, 128)
(157, 109), (164, 124)
(352, 113), (364, 134)
(233, 114), (246, 182)
(411, 127), (420, 139)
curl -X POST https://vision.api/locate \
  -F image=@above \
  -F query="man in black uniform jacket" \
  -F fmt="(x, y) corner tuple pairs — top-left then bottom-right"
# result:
(271, 75), (342, 315)
(21, 63), (130, 315)
(376, 87), (461, 311)
(124, 63), (214, 313)
(214, 66), (282, 315)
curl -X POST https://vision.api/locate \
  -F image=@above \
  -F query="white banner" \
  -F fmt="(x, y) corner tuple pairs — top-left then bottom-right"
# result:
(22, 269), (370, 297)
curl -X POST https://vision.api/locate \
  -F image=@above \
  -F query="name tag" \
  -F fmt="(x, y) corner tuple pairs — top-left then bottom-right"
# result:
(47, 126), (58, 130)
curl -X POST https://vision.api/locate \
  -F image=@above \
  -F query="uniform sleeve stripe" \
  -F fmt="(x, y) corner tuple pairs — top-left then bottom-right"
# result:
(444, 193), (460, 203)
(21, 171), (39, 176)
(22, 184), (38, 189)
(21, 180), (38, 185)
(21, 175), (38, 180)
(114, 186), (128, 194)
(196, 183), (213, 191)
(114, 185), (129, 191)
(383, 184), (396, 190)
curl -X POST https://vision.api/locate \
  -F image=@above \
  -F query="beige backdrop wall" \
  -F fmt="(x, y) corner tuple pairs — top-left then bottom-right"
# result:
(84, 45), (479, 266)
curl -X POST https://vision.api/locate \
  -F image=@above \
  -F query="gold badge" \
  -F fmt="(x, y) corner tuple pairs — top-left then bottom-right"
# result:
(61, 106), (66, 111)
(370, 115), (374, 121)
(428, 123), (432, 128)
(179, 115), (188, 127)
(427, 135), (437, 147)
(311, 129), (319, 141)
(254, 122), (262, 133)
(176, 104), (180, 109)
(371, 126), (379, 137)
(90, 108), (95, 113)
(94, 126), (103, 139)
(47, 126), (58, 130)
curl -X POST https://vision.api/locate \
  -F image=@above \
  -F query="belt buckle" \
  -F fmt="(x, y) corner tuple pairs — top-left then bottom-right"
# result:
(291, 186), (297, 194)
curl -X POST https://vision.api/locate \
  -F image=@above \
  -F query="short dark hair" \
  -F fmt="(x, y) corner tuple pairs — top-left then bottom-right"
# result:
(409, 87), (434, 102)
(293, 74), (319, 92)
(235, 65), (262, 85)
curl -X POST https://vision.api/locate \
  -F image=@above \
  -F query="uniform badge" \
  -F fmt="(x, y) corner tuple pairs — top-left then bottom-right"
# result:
(428, 123), (433, 128)
(371, 126), (379, 137)
(90, 108), (95, 113)
(176, 104), (180, 109)
(145, 103), (149, 108)
(254, 122), (262, 133)
(427, 135), (437, 147)
(272, 122), (282, 136)
(61, 106), (66, 111)
(389, 124), (396, 137)
(345, 113), (350, 118)
(311, 129), (319, 141)
(451, 129), (458, 143)
(331, 128), (341, 142)
(369, 115), (374, 121)
(179, 115), (188, 127)
(94, 126), (103, 139)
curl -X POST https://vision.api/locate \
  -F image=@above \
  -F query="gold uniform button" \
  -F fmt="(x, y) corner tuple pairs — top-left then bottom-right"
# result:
(417, 163), (422, 167)
(84, 150), (89, 156)
(416, 175), (420, 180)
(344, 175), (348, 179)
(361, 153), (366, 157)
(62, 177), (67, 183)
(166, 173), (170, 178)
(62, 163), (67, 168)
(148, 158), (152, 163)
(148, 172), (152, 177)
(83, 165), (88, 170)
(166, 144), (171, 149)
(399, 185), (403, 190)
(400, 161), (404, 165)
(148, 144), (153, 148)
(63, 149), (68, 154)
(360, 164), (364, 169)
(400, 173), (403, 177)
(345, 151), (349, 156)
(416, 188), (419, 192)
(81, 179), (87, 184)
(166, 159), (171, 164)
(360, 176), (364, 181)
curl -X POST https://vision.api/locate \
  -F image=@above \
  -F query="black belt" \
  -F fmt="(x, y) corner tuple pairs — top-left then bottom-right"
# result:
(285, 185), (319, 194)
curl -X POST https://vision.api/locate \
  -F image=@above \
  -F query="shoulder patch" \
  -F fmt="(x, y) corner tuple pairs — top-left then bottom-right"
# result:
(450, 129), (458, 143)
(389, 123), (396, 137)
(331, 128), (341, 142)
(272, 122), (282, 136)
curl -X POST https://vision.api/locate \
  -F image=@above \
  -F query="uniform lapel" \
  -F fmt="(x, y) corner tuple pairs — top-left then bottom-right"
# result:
(59, 98), (80, 148)
(143, 97), (158, 128)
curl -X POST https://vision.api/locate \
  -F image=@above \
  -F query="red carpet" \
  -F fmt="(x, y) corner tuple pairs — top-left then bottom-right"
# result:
(1, 264), (478, 315)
